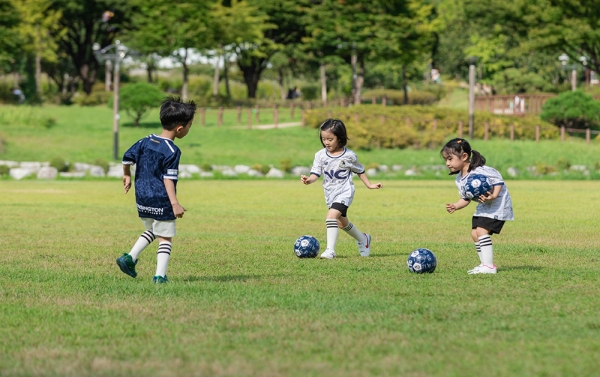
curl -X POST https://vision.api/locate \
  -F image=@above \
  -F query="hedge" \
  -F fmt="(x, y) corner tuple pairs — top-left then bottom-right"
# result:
(305, 105), (558, 150)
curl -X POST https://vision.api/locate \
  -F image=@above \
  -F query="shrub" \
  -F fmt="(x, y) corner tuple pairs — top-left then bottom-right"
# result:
(93, 158), (109, 173)
(361, 89), (437, 106)
(109, 82), (165, 126)
(305, 105), (558, 150)
(73, 91), (112, 106)
(279, 158), (292, 173)
(0, 165), (9, 176)
(50, 157), (69, 172)
(541, 90), (600, 130)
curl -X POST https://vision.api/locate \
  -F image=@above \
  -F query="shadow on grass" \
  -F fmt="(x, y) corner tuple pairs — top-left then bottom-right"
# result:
(370, 253), (399, 258)
(500, 265), (543, 272)
(122, 121), (162, 129)
(181, 274), (265, 282)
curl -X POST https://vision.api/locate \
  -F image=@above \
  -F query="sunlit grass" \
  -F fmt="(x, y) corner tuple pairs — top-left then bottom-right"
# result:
(1, 180), (599, 376)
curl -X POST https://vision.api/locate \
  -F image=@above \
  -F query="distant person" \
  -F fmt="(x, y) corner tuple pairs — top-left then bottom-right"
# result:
(286, 86), (299, 100)
(441, 138), (514, 274)
(300, 118), (382, 259)
(12, 87), (25, 104)
(116, 96), (196, 283)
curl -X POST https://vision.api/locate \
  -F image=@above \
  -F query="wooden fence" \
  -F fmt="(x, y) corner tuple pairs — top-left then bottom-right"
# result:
(474, 94), (600, 116)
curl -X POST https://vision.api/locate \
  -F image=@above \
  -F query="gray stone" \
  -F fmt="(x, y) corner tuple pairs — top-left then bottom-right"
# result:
(222, 169), (238, 176)
(60, 171), (86, 178)
(507, 167), (519, 177)
(20, 161), (42, 172)
(37, 166), (58, 180)
(246, 169), (263, 177)
(107, 165), (124, 178)
(266, 167), (285, 178)
(9, 168), (32, 180)
(179, 171), (192, 179)
(570, 165), (587, 171)
(200, 172), (214, 178)
(180, 164), (201, 174)
(378, 165), (389, 172)
(404, 168), (418, 176)
(212, 165), (232, 172)
(0, 160), (19, 167)
(291, 166), (310, 176)
(391, 165), (403, 172)
(73, 162), (90, 172)
(89, 166), (106, 177)
(234, 165), (251, 174)
(366, 168), (378, 176)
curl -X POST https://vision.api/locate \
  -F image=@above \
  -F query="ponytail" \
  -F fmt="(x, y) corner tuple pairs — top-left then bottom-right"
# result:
(468, 150), (486, 172)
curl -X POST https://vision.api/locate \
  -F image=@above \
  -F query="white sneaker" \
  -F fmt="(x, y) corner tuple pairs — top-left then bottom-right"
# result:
(468, 264), (497, 274)
(357, 233), (371, 257)
(320, 249), (336, 259)
(467, 264), (483, 274)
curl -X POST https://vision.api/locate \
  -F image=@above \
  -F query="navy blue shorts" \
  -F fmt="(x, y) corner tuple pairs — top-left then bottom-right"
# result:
(330, 202), (348, 217)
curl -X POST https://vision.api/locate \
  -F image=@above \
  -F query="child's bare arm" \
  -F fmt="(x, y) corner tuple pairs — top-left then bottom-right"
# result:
(164, 178), (185, 218)
(357, 172), (382, 189)
(301, 174), (319, 185)
(446, 198), (470, 214)
(123, 164), (132, 194)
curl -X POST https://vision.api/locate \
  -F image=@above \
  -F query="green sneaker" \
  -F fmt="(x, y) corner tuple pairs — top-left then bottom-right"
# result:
(116, 253), (137, 278)
(153, 275), (169, 284)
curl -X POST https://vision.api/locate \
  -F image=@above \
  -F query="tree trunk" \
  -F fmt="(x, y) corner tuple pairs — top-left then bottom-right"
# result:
(80, 63), (96, 95)
(351, 49), (357, 104)
(213, 54), (220, 98)
(146, 66), (153, 83)
(106, 60), (112, 91)
(402, 65), (408, 105)
(239, 63), (263, 99)
(320, 63), (327, 103)
(278, 67), (286, 100)
(224, 53), (231, 98)
(35, 53), (42, 96)
(354, 56), (364, 105)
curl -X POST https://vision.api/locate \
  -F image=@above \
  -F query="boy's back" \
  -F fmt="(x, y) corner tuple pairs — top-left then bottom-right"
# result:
(123, 134), (181, 221)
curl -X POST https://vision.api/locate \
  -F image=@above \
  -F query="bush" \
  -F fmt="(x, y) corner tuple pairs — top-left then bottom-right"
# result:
(73, 91), (112, 106)
(109, 82), (165, 126)
(50, 157), (69, 172)
(541, 90), (600, 130)
(305, 105), (558, 150)
(0, 165), (9, 176)
(361, 89), (438, 106)
(93, 158), (109, 173)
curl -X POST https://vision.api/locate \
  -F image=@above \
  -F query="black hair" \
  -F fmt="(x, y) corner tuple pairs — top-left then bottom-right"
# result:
(440, 138), (486, 175)
(159, 96), (197, 130)
(319, 118), (348, 148)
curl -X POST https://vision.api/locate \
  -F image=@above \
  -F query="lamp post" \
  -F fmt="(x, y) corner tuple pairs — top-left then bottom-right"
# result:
(558, 53), (577, 91)
(93, 40), (129, 160)
(467, 57), (477, 139)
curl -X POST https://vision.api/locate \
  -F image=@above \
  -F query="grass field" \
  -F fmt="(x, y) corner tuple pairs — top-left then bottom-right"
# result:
(1, 179), (599, 376)
(2, 105), (600, 178)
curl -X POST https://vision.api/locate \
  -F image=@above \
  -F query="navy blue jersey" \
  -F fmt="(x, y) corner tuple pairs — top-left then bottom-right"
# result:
(123, 134), (181, 220)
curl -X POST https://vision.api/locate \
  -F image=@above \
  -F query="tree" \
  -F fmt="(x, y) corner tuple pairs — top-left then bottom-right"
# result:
(47, 0), (136, 95)
(126, 0), (216, 101)
(0, 0), (22, 73)
(234, 0), (309, 99)
(111, 82), (165, 126)
(12, 0), (63, 98)
(541, 90), (600, 130)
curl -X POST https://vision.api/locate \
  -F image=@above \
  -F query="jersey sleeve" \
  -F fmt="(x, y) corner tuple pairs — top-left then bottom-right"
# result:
(310, 151), (322, 177)
(162, 148), (181, 181)
(339, 152), (365, 174)
(485, 168), (504, 186)
(122, 140), (142, 165)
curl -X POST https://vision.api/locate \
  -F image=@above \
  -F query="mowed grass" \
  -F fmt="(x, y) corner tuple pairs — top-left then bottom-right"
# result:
(1, 180), (599, 377)
(2, 104), (600, 175)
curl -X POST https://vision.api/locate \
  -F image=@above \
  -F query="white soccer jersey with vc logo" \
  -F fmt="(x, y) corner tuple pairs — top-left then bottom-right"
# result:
(310, 148), (365, 208)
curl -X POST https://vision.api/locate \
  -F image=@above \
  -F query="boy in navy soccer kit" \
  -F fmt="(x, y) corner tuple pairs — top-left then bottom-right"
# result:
(116, 97), (196, 283)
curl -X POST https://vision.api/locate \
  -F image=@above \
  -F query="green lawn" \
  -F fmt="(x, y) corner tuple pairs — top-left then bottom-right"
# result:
(1, 180), (599, 376)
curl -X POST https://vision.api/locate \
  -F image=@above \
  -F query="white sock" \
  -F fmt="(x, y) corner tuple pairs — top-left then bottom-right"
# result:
(474, 242), (482, 264)
(326, 219), (338, 251)
(129, 230), (156, 261)
(155, 241), (172, 277)
(478, 235), (494, 267)
(341, 222), (364, 243)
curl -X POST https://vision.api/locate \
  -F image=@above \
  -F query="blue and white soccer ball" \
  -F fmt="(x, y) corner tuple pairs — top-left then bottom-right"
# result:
(407, 248), (437, 273)
(463, 174), (492, 201)
(294, 235), (320, 258)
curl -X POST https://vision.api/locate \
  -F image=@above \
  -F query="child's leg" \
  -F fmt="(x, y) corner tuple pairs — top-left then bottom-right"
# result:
(475, 227), (494, 267)
(471, 228), (483, 265)
(339, 216), (364, 242)
(155, 236), (172, 278)
(325, 208), (342, 253)
(129, 230), (156, 262)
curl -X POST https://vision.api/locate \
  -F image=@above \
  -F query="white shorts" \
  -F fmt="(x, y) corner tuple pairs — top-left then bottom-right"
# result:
(141, 218), (176, 237)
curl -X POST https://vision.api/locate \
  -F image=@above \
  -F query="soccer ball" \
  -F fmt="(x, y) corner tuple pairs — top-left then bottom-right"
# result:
(293, 235), (320, 258)
(407, 248), (437, 273)
(463, 174), (492, 201)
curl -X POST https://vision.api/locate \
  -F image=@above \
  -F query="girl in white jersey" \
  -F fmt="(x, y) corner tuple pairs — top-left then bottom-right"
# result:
(441, 138), (514, 274)
(301, 119), (382, 259)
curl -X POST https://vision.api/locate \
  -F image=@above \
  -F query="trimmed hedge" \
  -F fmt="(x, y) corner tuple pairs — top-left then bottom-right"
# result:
(305, 105), (558, 150)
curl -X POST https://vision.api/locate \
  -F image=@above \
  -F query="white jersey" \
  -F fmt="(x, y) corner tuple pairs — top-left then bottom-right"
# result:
(310, 148), (365, 207)
(455, 165), (514, 221)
